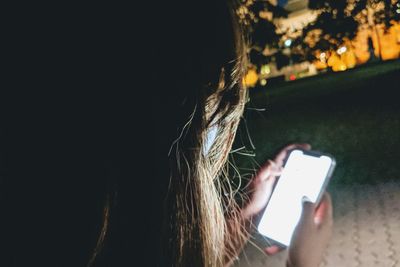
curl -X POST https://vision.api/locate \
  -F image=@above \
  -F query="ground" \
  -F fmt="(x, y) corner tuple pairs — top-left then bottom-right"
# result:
(235, 181), (400, 267)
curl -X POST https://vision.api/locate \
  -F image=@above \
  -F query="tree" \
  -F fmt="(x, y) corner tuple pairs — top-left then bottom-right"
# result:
(239, 0), (400, 81)
(350, 0), (400, 59)
(237, 0), (289, 70)
(303, 0), (400, 61)
(302, 0), (359, 55)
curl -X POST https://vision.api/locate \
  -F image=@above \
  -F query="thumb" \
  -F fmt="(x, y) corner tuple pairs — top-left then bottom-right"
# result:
(299, 199), (316, 225)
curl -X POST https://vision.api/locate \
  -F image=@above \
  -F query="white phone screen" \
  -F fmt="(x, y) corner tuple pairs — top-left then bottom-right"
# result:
(257, 149), (334, 246)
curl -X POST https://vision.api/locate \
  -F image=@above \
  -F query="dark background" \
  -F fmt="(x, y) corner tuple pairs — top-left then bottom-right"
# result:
(1, 2), (167, 266)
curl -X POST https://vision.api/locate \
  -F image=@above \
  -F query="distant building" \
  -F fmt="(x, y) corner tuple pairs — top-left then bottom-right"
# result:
(261, 0), (318, 81)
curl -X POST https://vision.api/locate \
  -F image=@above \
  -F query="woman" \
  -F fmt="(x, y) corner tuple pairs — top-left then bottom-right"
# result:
(154, 0), (334, 266)
(2, 1), (331, 266)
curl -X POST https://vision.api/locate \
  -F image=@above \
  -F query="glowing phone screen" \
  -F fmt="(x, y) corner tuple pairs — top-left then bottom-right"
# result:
(257, 150), (334, 246)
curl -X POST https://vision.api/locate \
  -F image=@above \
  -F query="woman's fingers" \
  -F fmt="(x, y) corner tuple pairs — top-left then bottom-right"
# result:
(242, 143), (313, 223)
(300, 193), (332, 226)
(264, 245), (282, 255)
(300, 199), (317, 225)
(274, 143), (311, 167)
(256, 160), (282, 182)
(257, 143), (311, 183)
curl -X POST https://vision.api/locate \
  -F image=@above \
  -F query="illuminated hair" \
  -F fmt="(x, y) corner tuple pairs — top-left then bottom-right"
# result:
(164, 1), (251, 266)
(87, 1), (250, 266)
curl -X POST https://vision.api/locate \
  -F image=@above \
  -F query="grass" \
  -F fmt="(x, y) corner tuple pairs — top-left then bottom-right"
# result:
(232, 59), (400, 188)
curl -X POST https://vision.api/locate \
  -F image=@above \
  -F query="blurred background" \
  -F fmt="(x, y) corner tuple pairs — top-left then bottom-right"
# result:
(240, 0), (400, 86)
(231, 0), (400, 266)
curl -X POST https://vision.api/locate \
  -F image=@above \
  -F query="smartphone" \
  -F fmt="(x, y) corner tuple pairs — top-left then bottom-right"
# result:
(257, 149), (336, 247)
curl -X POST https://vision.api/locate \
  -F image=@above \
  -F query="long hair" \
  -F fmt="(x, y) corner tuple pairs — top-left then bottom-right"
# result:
(164, 1), (250, 266)
(86, 1), (250, 266)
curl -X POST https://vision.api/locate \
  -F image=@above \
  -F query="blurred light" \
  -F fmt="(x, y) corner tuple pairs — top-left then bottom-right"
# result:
(260, 64), (271, 75)
(289, 74), (296, 81)
(320, 52), (326, 59)
(284, 39), (292, 47)
(337, 46), (347, 55)
(332, 60), (347, 72)
(243, 69), (259, 87)
(396, 9), (400, 14)
(260, 79), (267, 86)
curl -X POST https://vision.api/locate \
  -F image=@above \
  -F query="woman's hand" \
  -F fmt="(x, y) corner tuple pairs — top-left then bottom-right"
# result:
(287, 193), (333, 267)
(225, 143), (316, 266)
(238, 142), (333, 267)
(241, 143), (311, 221)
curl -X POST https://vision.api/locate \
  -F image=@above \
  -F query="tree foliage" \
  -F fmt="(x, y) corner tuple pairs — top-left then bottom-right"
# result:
(239, 0), (400, 72)
(237, 0), (289, 69)
(303, 0), (359, 54)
